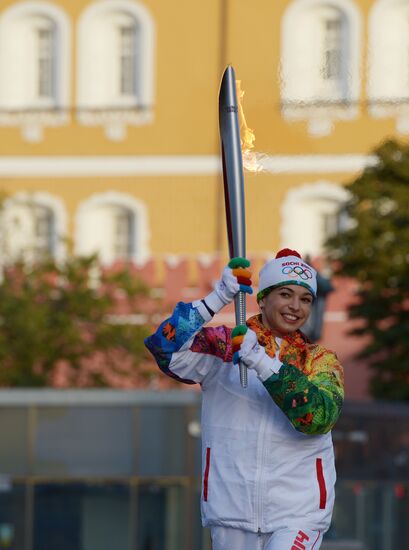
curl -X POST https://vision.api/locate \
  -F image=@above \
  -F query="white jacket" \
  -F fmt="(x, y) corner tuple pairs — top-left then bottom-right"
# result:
(145, 300), (343, 534)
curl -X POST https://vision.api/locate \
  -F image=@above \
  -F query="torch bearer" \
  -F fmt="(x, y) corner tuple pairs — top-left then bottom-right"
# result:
(219, 65), (248, 388)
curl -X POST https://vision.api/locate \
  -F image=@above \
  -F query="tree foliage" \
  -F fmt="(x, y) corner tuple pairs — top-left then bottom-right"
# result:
(327, 139), (409, 401)
(0, 255), (151, 387)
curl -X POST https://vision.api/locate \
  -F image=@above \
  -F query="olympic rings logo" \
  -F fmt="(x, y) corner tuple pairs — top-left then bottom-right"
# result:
(282, 266), (313, 280)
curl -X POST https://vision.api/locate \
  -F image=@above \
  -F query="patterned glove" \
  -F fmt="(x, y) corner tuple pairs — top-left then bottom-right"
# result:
(232, 325), (282, 381)
(202, 257), (252, 314)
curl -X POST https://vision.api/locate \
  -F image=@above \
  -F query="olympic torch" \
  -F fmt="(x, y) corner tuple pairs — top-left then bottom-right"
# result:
(219, 65), (248, 388)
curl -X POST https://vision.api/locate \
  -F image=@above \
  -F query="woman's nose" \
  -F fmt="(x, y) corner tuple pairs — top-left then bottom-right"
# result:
(289, 298), (300, 310)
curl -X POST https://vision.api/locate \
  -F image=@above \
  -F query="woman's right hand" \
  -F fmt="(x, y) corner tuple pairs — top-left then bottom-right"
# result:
(201, 257), (252, 315)
(214, 257), (252, 305)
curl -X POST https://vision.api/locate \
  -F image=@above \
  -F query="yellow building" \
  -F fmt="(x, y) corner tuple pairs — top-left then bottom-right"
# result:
(0, 0), (406, 395)
(1, 0), (404, 258)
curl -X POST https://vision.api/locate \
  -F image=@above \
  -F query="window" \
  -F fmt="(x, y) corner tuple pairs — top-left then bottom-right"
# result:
(75, 193), (150, 265)
(0, 4), (70, 108)
(368, 1), (409, 132)
(37, 25), (55, 100)
(322, 210), (340, 241)
(33, 205), (54, 258)
(369, 0), (409, 102)
(315, 9), (347, 100)
(1, 193), (67, 264)
(3, 203), (54, 262)
(78, 11), (141, 108)
(80, 204), (135, 262)
(281, 182), (350, 258)
(119, 24), (139, 97)
(112, 207), (134, 260)
(0, 13), (58, 107)
(282, 3), (350, 103)
(0, 3), (70, 140)
(322, 17), (342, 82)
(281, 0), (361, 135)
(77, 0), (155, 139)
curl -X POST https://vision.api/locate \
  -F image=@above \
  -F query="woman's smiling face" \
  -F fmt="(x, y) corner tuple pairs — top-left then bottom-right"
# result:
(259, 285), (314, 336)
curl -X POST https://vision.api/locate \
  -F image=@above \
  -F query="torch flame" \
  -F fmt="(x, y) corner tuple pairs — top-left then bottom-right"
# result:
(236, 80), (263, 172)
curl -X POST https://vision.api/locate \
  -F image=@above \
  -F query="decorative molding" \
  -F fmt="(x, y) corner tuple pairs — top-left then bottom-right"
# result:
(0, 154), (376, 178)
(281, 103), (360, 137)
(0, 111), (69, 143)
(77, 109), (154, 141)
(260, 155), (376, 173)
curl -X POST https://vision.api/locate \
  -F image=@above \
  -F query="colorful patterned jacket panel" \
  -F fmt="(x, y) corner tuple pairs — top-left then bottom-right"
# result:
(144, 300), (233, 384)
(144, 301), (205, 384)
(246, 315), (344, 435)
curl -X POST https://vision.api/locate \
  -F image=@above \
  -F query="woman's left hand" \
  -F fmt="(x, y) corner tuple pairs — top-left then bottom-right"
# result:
(231, 326), (282, 381)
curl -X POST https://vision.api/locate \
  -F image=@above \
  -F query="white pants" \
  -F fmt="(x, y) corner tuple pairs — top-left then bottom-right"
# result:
(210, 526), (323, 550)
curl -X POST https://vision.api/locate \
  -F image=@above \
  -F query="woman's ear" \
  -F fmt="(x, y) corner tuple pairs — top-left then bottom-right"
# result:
(258, 298), (265, 311)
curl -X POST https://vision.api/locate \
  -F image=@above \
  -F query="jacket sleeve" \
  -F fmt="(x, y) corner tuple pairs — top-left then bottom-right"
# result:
(263, 347), (344, 435)
(144, 300), (230, 384)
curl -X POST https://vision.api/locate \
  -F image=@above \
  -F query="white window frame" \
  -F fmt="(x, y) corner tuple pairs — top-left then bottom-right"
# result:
(280, 181), (350, 258)
(77, 0), (155, 141)
(281, 0), (361, 136)
(74, 192), (150, 265)
(368, 0), (409, 134)
(0, 1), (71, 141)
(1, 191), (68, 264)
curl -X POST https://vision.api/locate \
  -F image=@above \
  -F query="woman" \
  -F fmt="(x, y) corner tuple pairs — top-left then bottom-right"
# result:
(145, 249), (344, 550)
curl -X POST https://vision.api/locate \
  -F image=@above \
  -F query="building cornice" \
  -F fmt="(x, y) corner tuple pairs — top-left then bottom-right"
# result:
(0, 154), (377, 178)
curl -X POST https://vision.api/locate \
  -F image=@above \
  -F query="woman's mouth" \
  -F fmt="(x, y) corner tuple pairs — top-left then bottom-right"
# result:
(282, 313), (299, 323)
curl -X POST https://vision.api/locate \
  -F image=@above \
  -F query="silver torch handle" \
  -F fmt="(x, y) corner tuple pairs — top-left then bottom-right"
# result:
(219, 65), (248, 388)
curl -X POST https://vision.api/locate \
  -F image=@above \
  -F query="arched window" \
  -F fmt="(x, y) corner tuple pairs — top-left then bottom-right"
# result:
(368, 0), (409, 133)
(0, 2), (70, 140)
(74, 192), (150, 264)
(281, 0), (361, 136)
(281, 182), (350, 258)
(77, 0), (155, 140)
(1, 192), (67, 263)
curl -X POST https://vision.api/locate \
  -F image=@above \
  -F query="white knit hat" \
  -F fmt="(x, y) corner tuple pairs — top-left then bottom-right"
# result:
(258, 249), (317, 299)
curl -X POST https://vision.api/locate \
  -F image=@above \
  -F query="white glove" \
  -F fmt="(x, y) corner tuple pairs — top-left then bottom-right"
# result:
(236, 328), (283, 381)
(203, 260), (252, 314)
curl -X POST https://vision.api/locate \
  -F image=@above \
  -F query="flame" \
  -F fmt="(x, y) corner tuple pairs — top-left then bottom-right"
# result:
(236, 80), (263, 172)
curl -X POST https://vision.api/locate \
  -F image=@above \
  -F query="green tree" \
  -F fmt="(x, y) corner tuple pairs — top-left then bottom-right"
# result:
(0, 255), (151, 387)
(327, 140), (409, 401)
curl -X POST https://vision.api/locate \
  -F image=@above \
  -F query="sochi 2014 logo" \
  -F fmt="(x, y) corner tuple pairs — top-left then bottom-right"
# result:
(281, 264), (313, 280)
